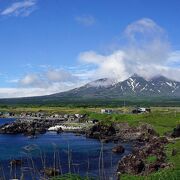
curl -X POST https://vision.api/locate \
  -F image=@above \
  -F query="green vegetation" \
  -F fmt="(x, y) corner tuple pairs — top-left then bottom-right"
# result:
(121, 140), (180, 180)
(89, 110), (180, 135)
(146, 155), (157, 164)
(1, 96), (180, 107)
(0, 106), (102, 114)
(87, 109), (180, 179)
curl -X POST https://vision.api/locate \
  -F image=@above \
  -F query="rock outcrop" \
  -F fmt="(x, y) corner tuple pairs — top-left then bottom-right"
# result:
(86, 124), (116, 140)
(171, 124), (180, 138)
(0, 119), (61, 136)
(117, 135), (170, 176)
(43, 168), (60, 177)
(112, 145), (125, 154)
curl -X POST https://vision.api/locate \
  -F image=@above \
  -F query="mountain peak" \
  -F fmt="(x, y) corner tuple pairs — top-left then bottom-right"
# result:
(52, 74), (180, 98)
(129, 73), (146, 80)
(131, 73), (141, 78)
(150, 75), (171, 82)
(86, 78), (117, 88)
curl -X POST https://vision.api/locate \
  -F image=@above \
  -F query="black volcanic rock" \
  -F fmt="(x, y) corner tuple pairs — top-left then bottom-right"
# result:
(112, 145), (125, 154)
(171, 124), (180, 138)
(117, 136), (169, 176)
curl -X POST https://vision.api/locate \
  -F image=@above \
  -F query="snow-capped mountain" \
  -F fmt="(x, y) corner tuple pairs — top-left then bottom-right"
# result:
(107, 74), (180, 97)
(52, 78), (117, 98)
(84, 78), (118, 88)
(52, 74), (180, 98)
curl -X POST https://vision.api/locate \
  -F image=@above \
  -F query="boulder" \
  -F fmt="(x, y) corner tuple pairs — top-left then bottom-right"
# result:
(172, 148), (178, 156)
(10, 159), (23, 166)
(44, 168), (59, 177)
(117, 134), (169, 175)
(86, 123), (116, 140)
(57, 128), (63, 134)
(134, 159), (145, 173)
(101, 137), (111, 143)
(112, 145), (125, 154)
(171, 124), (180, 138)
(118, 156), (145, 174)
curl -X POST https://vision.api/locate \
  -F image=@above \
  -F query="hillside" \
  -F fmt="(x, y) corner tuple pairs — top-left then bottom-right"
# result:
(52, 74), (180, 98)
(0, 74), (180, 107)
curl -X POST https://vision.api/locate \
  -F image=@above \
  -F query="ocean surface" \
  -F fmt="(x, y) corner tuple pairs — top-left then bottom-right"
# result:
(0, 118), (132, 179)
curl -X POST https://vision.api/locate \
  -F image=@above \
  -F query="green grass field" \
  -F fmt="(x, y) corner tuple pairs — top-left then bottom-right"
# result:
(89, 109), (180, 179)
(89, 110), (180, 135)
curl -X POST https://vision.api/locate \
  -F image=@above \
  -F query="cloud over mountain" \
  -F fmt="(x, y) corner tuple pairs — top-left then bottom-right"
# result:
(19, 69), (78, 88)
(79, 18), (180, 81)
(1, 18), (180, 98)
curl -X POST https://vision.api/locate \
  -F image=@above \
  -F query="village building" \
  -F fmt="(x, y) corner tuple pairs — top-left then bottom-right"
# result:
(132, 107), (151, 114)
(101, 109), (113, 114)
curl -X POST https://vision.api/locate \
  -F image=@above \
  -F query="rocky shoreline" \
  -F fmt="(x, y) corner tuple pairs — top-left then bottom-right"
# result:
(86, 122), (180, 177)
(0, 115), (88, 137)
(0, 117), (179, 178)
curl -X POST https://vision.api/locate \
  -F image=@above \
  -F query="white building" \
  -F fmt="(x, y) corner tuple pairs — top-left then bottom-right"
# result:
(101, 109), (113, 114)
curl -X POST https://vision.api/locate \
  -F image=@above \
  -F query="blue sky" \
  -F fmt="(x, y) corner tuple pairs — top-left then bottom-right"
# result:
(0, 0), (180, 97)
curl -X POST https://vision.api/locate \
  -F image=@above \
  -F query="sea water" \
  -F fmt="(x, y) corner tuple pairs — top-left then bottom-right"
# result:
(0, 118), (132, 179)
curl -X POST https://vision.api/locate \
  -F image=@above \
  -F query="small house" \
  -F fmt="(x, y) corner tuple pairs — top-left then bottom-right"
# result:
(132, 107), (151, 114)
(101, 109), (113, 114)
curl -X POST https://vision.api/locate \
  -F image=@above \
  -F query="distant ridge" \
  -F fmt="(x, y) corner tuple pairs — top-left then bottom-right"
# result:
(51, 74), (180, 98)
(0, 74), (180, 107)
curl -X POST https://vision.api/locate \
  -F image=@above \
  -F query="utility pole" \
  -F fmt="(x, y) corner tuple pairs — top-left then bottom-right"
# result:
(123, 100), (126, 114)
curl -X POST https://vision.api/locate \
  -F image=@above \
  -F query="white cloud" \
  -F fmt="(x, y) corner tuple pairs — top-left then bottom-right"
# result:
(0, 80), (86, 98)
(6, 79), (19, 83)
(79, 50), (128, 81)
(124, 18), (170, 65)
(167, 51), (180, 66)
(0, 88), (44, 98)
(1, 0), (37, 17)
(75, 15), (95, 26)
(0, 67), (89, 98)
(79, 18), (180, 82)
(1, 18), (180, 98)
(125, 18), (165, 42)
(0, 68), (85, 98)
(46, 69), (77, 82)
(19, 74), (48, 88)
(18, 68), (79, 88)
(0, 85), (71, 98)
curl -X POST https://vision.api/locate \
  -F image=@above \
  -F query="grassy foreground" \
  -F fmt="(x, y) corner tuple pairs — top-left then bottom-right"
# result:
(120, 140), (180, 180)
(89, 110), (180, 180)
(89, 109), (180, 135)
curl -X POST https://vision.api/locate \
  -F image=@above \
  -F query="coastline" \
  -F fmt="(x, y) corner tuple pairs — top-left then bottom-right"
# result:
(0, 111), (179, 179)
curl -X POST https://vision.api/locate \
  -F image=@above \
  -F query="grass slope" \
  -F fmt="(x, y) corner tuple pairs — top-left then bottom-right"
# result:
(89, 110), (180, 135)
(121, 140), (180, 180)
(0, 96), (180, 107)
(88, 110), (180, 179)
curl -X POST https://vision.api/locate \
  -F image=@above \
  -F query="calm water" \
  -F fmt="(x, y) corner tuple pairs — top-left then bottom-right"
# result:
(0, 118), (132, 179)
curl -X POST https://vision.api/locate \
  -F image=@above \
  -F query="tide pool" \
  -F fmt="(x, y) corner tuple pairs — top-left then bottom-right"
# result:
(0, 118), (132, 179)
